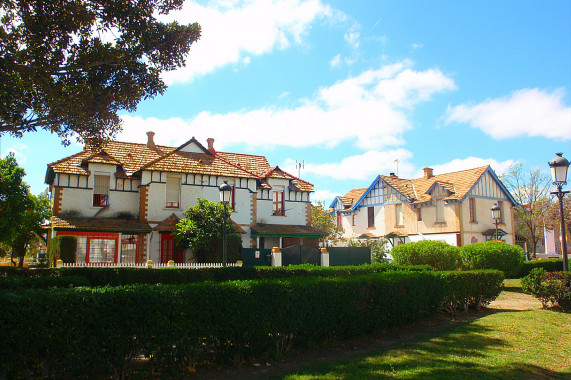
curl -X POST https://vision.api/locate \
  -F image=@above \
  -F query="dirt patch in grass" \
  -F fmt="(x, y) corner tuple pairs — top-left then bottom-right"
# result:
(487, 291), (542, 311)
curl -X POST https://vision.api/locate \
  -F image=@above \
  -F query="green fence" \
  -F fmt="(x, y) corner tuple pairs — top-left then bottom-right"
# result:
(328, 247), (371, 266)
(240, 248), (272, 266)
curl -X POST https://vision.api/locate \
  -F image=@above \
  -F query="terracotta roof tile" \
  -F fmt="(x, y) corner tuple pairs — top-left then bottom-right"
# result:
(50, 216), (152, 233)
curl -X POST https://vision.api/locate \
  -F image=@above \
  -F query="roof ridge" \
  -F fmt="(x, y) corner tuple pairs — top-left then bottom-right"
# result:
(213, 152), (263, 178)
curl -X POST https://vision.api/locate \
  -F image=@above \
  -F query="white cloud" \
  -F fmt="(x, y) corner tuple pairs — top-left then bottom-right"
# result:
(415, 157), (517, 178)
(344, 30), (360, 49)
(329, 53), (341, 68)
(300, 149), (415, 181)
(445, 88), (571, 140)
(4, 142), (29, 165)
(311, 189), (342, 205)
(120, 62), (456, 152)
(159, 0), (340, 84)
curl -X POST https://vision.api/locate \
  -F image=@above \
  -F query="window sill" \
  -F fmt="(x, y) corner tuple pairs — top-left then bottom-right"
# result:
(469, 221), (478, 224)
(434, 222), (446, 225)
(367, 226), (375, 230)
(394, 225), (404, 228)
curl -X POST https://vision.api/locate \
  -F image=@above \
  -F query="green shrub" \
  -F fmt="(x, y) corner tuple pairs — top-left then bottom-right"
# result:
(58, 235), (77, 263)
(48, 237), (59, 266)
(391, 241), (462, 270)
(461, 241), (524, 278)
(517, 259), (564, 278)
(522, 268), (570, 310)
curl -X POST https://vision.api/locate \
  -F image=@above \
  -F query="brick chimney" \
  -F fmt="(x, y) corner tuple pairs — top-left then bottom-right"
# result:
(207, 137), (215, 153)
(146, 131), (156, 149)
(423, 167), (434, 179)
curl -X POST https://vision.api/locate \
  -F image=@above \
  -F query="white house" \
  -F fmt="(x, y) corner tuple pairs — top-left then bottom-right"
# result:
(45, 132), (325, 264)
(330, 166), (518, 247)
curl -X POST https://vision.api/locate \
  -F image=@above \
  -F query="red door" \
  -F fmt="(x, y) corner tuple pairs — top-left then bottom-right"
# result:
(160, 233), (184, 263)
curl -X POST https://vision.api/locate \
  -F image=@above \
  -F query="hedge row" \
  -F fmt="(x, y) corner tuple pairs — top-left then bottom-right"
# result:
(515, 259), (564, 278)
(0, 270), (502, 378)
(0, 263), (431, 289)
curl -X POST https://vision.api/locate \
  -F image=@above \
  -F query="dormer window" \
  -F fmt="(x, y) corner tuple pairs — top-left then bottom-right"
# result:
(273, 189), (285, 216)
(166, 176), (181, 209)
(93, 175), (109, 207)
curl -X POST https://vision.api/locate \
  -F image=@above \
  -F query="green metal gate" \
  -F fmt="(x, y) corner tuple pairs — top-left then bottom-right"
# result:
(328, 247), (371, 266)
(240, 248), (272, 266)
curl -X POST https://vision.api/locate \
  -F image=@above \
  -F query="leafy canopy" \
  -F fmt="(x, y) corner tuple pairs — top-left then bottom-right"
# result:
(0, 0), (201, 144)
(311, 202), (343, 244)
(175, 198), (240, 263)
(0, 154), (51, 266)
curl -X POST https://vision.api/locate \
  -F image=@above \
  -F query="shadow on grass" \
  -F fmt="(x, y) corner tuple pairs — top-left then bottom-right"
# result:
(278, 313), (568, 380)
(502, 286), (526, 294)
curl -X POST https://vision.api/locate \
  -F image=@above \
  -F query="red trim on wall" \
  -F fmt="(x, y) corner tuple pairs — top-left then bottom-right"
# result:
(56, 231), (119, 263)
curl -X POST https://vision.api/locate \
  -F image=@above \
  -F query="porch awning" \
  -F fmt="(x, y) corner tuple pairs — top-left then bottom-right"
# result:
(483, 228), (507, 241)
(49, 216), (152, 234)
(250, 223), (327, 239)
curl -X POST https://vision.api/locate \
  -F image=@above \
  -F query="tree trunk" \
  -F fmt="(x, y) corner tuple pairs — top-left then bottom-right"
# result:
(13, 243), (26, 268)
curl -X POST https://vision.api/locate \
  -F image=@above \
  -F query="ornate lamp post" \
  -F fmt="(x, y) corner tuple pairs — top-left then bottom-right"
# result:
(219, 181), (233, 266)
(548, 153), (569, 271)
(491, 203), (501, 241)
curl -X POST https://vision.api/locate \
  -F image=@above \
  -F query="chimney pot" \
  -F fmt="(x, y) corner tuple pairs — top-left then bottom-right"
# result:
(389, 172), (396, 177)
(146, 131), (156, 149)
(207, 137), (215, 153)
(423, 167), (434, 179)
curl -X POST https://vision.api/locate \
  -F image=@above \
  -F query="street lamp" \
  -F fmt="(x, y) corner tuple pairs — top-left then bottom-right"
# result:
(219, 181), (233, 266)
(548, 153), (569, 271)
(491, 203), (501, 241)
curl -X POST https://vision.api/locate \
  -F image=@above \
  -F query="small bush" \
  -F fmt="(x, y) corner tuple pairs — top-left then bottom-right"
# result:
(59, 235), (77, 263)
(517, 259), (564, 278)
(439, 270), (504, 312)
(391, 241), (462, 270)
(461, 241), (524, 278)
(522, 268), (571, 310)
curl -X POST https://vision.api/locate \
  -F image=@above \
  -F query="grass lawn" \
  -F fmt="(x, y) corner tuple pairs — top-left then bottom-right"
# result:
(279, 280), (571, 380)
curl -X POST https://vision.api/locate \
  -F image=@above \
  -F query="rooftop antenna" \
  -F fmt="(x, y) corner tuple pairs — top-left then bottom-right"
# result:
(296, 160), (304, 177)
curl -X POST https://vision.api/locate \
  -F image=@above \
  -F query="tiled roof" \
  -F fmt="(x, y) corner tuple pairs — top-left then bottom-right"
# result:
(153, 213), (180, 232)
(47, 139), (314, 191)
(379, 166), (489, 204)
(50, 216), (152, 233)
(339, 188), (367, 207)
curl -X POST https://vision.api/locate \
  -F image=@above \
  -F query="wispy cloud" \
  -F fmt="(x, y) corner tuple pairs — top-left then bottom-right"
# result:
(445, 88), (571, 140)
(120, 61), (456, 151)
(415, 157), (517, 178)
(159, 0), (342, 84)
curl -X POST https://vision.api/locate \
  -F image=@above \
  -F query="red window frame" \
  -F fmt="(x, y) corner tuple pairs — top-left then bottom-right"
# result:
(368, 206), (374, 228)
(160, 233), (184, 263)
(93, 194), (109, 207)
(336, 212), (341, 228)
(273, 191), (285, 216)
(56, 231), (119, 263)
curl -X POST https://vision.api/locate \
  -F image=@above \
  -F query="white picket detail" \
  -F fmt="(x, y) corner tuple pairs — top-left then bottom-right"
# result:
(59, 262), (241, 269)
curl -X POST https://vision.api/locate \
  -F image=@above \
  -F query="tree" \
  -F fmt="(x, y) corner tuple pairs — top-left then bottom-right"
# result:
(1, 0), (201, 144)
(543, 196), (571, 255)
(174, 198), (240, 263)
(310, 202), (343, 246)
(0, 154), (51, 266)
(501, 163), (551, 258)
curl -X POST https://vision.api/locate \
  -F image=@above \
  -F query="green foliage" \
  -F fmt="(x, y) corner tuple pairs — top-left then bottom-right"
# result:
(175, 198), (240, 263)
(438, 270), (504, 312)
(311, 202), (343, 244)
(391, 240), (462, 270)
(0, 0), (201, 144)
(48, 237), (59, 267)
(516, 259), (564, 278)
(461, 241), (524, 278)
(0, 154), (52, 266)
(522, 268), (571, 310)
(58, 235), (77, 264)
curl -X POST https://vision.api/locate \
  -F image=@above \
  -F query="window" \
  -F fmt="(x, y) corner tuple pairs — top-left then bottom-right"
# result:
(368, 206), (375, 228)
(121, 235), (138, 263)
(336, 212), (341, 228)
(498, 200), (504, 223)
(89, 238), (116, 263)
(76, 236), (87, 263)
(352, 213), (356, 226)
(166, 176), (181, 208)
(417, 207), (422, 221)
(395, 204), (403, 226)
(436, 200), (445, 222)
(93, 175), (109, 207)
(469, 197), (477, 222)
(273, 190), (285, 216)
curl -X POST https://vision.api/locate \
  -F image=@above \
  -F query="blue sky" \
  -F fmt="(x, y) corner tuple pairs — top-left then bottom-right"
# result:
(2, 0), (570, 204)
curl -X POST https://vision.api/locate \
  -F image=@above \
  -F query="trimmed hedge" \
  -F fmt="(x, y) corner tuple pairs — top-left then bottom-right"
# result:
(0, 272), (443, 378)
(0, 263), (432, 289)
(0, 270), (503, 378)
(392, 241), (462, 270)
(516, 259), (565, 278)
(438, 270), (504, 312)
(460, 241), (524, 278)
